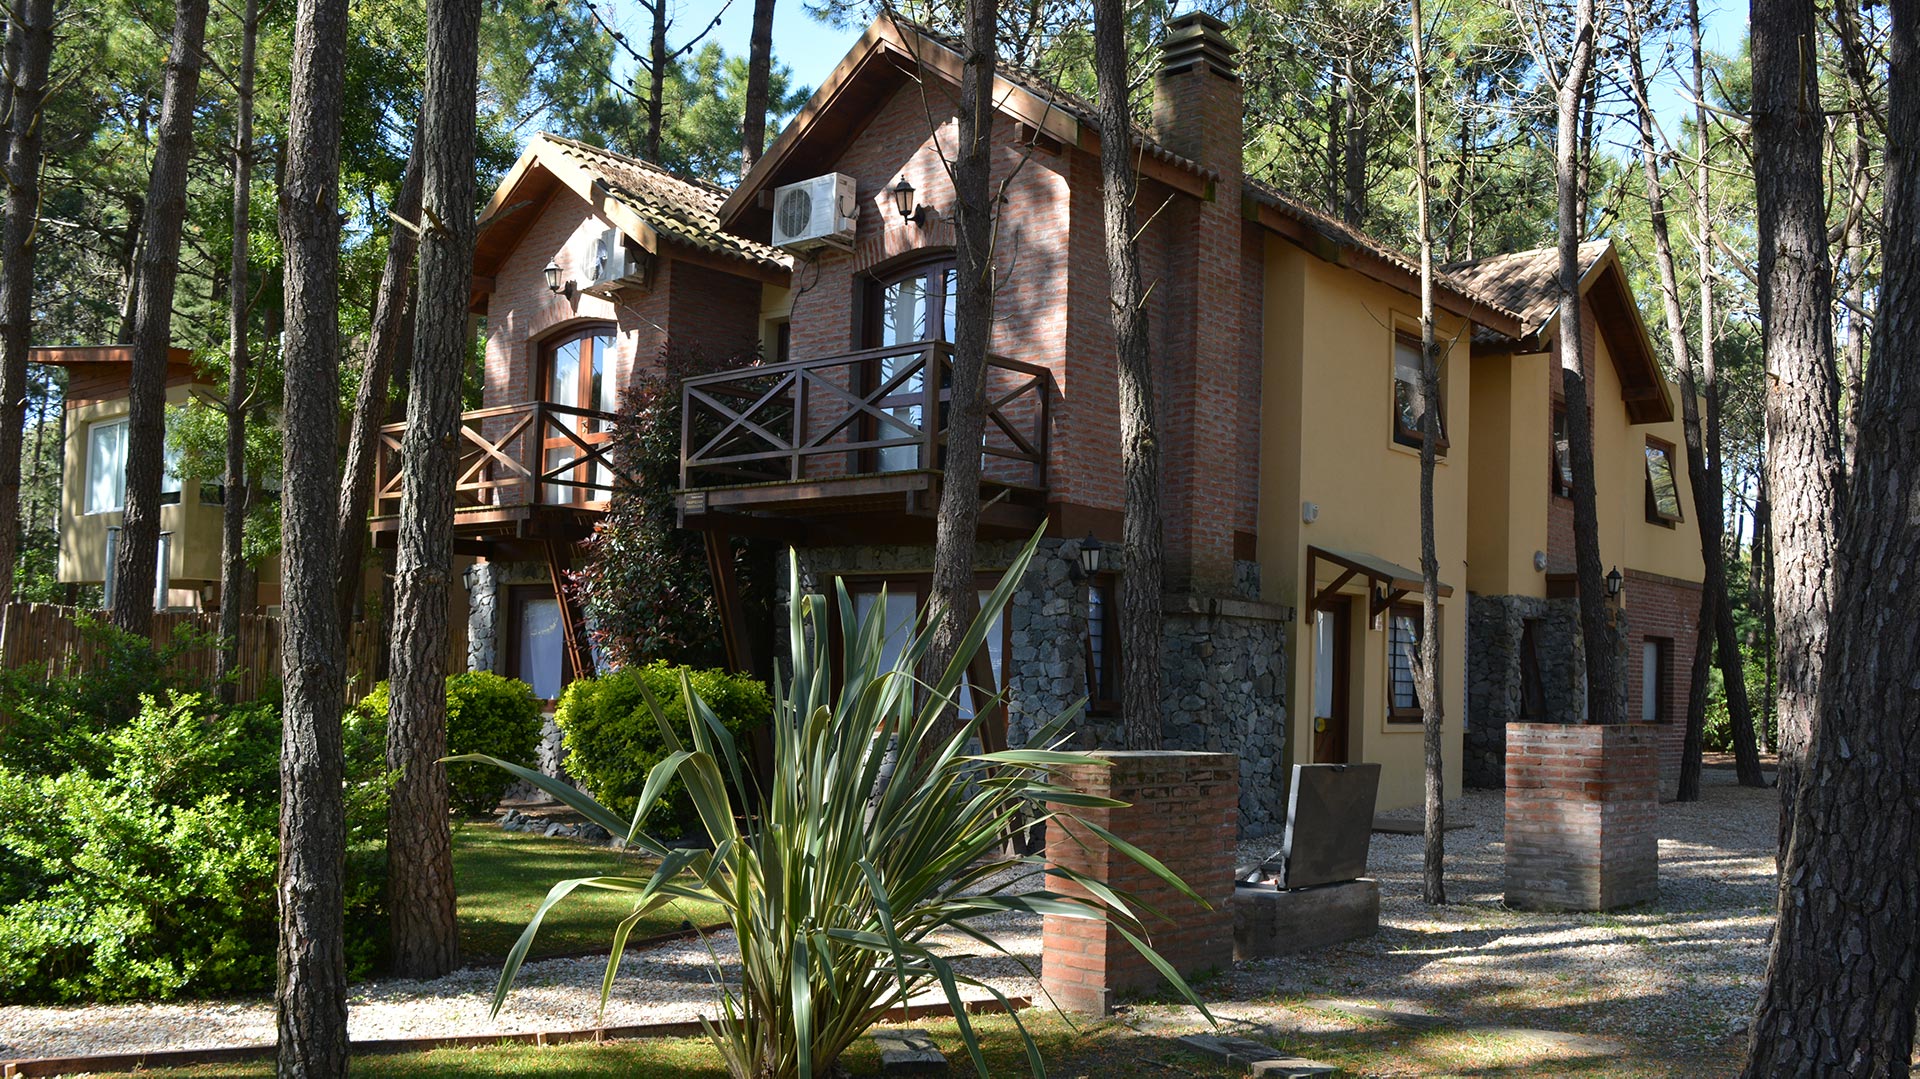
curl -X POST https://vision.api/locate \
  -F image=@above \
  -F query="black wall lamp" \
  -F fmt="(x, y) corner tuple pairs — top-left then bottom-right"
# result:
(891, 178), (932, 226)
(544, 258), (575, 301)
(1605, 566), (1624, 600)
(1070, 533), (1105, 581)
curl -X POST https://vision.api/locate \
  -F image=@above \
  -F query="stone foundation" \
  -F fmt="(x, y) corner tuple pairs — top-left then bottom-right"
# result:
(1503, 723), (1658, 911)
(787, 543), (1289, 837)
(1041, 751), (1237, 1014)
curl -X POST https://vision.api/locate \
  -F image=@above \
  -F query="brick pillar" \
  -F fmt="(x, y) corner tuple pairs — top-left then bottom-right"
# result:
(1504, 723), (1659, 911)
(1041, 751), (1237, 1014)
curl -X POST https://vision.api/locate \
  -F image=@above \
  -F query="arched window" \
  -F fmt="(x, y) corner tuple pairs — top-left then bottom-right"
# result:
(539, 324), (618, 503)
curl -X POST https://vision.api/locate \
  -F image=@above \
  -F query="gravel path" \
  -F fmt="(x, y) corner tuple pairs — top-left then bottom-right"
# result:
(0, 769), (1776, 1065)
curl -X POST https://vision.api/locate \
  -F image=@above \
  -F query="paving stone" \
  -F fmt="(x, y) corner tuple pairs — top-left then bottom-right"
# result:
(872, 1028), (947, 1075)
(1178, 1034), (1334, 1077)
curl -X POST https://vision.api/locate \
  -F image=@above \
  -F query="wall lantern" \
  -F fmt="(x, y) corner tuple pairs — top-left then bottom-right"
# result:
(1605, 566), (1624, 599)
(1072, 532), (1105, 581)
(543, 258), (562, 293)
(891, 177), (931, 226)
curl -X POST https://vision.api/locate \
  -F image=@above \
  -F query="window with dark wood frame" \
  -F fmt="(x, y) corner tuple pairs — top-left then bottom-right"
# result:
(1387, 602), (1435, 724)
(538, 324), (619, 505)
(1551, 403), (1574, 498)
(504, 584), (572, 700)
(1644, 437), (1683, 525)
(1392, 332), (1448, 454)
(859, 258), (957, 474)
(832, 572), (1011, 722)
(1641, 635), (1673, 723)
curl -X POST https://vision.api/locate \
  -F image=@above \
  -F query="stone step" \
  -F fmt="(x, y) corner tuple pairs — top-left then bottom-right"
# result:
(1178, 1033), (1335, 1077)
(873, 1028), (948, 1076)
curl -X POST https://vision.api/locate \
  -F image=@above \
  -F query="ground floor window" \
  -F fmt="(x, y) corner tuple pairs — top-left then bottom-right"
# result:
(1641, 636), (1672, 723)
(1388, 603), (1437, 724)
(1084, 575), (1119, 716)
(841, 575), (1006, 722)
(508, 586), (566, 701)
(1519, 618), (1546, 719)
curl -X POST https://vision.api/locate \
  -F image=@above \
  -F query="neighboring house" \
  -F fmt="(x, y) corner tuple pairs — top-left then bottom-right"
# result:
(1451, 242), (1703, 798)
(440, 13), (1703, 827)
(36, 344), (280, 613)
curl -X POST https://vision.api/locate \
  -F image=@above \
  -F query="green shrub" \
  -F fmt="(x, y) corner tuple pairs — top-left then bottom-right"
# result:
(0, 691), (390, 1002)
(355, 671), (544, 817)
(555, 662), (771, 835)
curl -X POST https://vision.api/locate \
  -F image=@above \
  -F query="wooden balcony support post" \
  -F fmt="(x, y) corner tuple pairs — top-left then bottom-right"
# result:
(703, 529), (755, 676)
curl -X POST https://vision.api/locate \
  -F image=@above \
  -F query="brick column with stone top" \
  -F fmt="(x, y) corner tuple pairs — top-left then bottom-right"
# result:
(1504, 723), (1659, 911)
(1041, 751), (1237, 1014)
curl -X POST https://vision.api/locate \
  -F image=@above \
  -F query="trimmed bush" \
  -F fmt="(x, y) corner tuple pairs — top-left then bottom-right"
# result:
(555, 662), (771, 835)
(0, 691), (390, 1003)
(355, 671), (544, 817)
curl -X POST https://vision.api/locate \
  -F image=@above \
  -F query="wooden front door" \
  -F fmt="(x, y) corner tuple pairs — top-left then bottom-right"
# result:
(1311, 599), (1351, 764)
(541, 328), (618, 504)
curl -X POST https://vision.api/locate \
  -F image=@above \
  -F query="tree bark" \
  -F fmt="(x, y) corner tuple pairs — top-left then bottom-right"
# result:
(740, 0), (776, 172)
(1751, 0), (1845, 853)
(1341, 60), (1367, 227)
(645, 0), (667, 161)
(336, 141), (423, 630)
(275, 0), (352, 1069)
(923, 0), (996, 747)
(111, 0), (211, 636)
(1744, 3), (1920, 1069)
(1626, 0), (1763, 794)
(1552, 0), (1620, 727)
(217, 0), (260, 698)
(1409, 0), (1444, 905)
(1092, 0), (1163, 749)
(385, 0), (479, 980)
(0, 0), (54, 605)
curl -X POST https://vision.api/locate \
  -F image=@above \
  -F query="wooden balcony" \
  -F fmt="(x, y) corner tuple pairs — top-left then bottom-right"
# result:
(369, 400), (627, 550)
(676, 343), (1053, 538)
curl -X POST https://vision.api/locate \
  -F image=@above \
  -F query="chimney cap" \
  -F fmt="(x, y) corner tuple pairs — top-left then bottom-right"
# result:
(1158, 10), (1239, 80)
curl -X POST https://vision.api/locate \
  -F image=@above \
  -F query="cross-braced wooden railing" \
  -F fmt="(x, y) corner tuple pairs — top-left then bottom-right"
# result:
(373, 400), (627, 517)
(678, 342), (1053, 493)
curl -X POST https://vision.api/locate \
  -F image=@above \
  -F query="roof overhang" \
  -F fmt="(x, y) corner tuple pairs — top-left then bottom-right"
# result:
(1246, 196), (1525, 340)
(1475, 245), (1674, 425)
(719, 16), (1212, 242)
(471, 141), (665, 313)
(1308, 544), (1452, 621)
(30, 345), (194, 367)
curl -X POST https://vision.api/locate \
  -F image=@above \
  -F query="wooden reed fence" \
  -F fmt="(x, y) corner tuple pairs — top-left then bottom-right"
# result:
(0, 603), (284, 701)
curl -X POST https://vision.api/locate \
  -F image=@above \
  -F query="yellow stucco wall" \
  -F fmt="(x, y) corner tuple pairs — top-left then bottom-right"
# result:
(1256, 237), (1469, 813)
(1465, 352), (1554, 597)
(58, 385), (286, 610)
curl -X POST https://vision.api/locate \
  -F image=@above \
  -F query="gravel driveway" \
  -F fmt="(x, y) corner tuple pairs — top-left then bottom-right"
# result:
(0, 768), (1776, 1066)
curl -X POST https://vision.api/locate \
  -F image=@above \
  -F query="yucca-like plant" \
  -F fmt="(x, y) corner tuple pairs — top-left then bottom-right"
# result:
(452, 531), (1212, 1078)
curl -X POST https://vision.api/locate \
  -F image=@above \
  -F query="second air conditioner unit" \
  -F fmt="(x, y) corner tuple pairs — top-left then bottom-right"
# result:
(581, 227), (636, 296)
(770, 173), (858, 251)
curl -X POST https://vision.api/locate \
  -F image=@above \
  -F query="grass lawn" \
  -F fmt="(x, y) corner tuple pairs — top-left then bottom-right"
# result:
(73, 1012), (1245, 1078)
(453, 822), (725, 962)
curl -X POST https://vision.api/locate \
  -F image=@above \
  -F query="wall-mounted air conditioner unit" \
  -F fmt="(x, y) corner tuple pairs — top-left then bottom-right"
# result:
(581, 227), (636, 296)
(770, 173), (858, 252)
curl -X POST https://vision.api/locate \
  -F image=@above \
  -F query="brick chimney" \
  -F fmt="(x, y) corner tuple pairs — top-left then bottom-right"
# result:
(1149, 11), (1254, 596)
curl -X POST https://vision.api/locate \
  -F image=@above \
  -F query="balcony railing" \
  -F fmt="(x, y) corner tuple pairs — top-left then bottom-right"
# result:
(373, 400), (626, 519)
(678, 342), (1052, 497)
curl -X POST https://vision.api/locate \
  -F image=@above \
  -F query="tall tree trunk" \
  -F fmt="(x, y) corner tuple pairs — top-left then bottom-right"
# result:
(1553, 0), (1620, 726)
(1745, 3), (1920, 1068)
(645, 0), (667, 161)
(1324, 79), (1342, 216)
(336, 141), (423, 630)
(0, 0), (54, 604)
(1409, 0), (1445, 906)
(111, 0), (211, 636)
(740, 0), (775, 172)
(1341, 61), (1366, 227)
(924, 0), (996, 746)
(1093, 0), (1162, 749)
(217, 0), (260, 697)
(276, 0), (352, 1069)
(385, 0), (479, 980)
(1627, 0), (1763, 794)
(1751, 0), (1845, 852)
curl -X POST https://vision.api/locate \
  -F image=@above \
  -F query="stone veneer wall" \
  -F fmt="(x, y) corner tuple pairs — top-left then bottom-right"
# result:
(787, 544), (1289, 837)
(1465, 594), (1634, 790)
(1503, 723), (1659, 911)
(1041, 751), (1238, 1014)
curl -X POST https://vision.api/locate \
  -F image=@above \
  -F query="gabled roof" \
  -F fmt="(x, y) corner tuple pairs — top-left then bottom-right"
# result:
(1446, 240), (1674, 425)
(1245, 182), (1525, 336)
(474, 133), (790, 308)
(718, 15), (1218, 240)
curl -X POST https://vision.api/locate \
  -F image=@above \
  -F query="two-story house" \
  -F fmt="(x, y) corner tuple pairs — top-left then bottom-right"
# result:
(437, 13), (1704, 829)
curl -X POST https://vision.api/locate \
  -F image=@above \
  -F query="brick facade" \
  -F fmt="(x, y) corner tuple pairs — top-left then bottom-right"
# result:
(1504, 723), (1659, 911)
(1041, 751), (1238, 1014)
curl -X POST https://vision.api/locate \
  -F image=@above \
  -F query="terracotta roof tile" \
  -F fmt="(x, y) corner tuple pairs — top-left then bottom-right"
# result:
(1444, 240), (1611, 338)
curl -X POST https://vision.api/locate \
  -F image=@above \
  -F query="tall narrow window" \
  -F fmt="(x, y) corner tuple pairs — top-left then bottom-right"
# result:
(1392, 333), (1446, 453)
(1551, 405), (1574, 497)
(1387, 603), (1432, 723)
(1519, 618), (1546, 719)
(86, 419), (128, 514)
(541, 326), (619, 504)
(1084, 578), (1120, 714)
(510, 588), (566, 700)
(1644, 438), (1683, 524)
(864, 260), (957, 473)
(1641, 637), (1672, 722)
